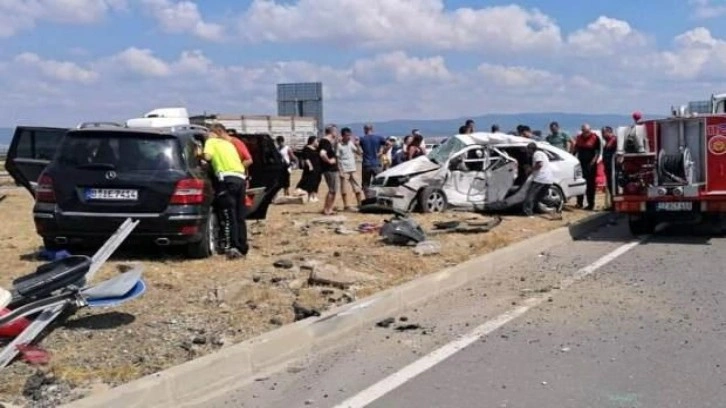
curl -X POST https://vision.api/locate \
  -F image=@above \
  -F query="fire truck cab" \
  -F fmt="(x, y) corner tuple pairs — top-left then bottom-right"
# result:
(613, 96), (726, 234)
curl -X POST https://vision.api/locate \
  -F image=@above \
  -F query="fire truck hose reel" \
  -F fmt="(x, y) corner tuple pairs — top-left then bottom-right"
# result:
(658, 148), (691, 184)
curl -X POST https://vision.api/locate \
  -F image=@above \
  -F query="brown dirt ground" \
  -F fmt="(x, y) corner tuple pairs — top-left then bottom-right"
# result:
(0, 170), (604, 406)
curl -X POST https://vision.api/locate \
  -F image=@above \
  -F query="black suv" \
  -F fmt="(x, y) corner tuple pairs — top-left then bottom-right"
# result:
(5, 125), (285, 259)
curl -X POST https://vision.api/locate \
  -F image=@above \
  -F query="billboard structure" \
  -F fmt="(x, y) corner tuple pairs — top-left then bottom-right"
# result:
(277, 82), (323, 136)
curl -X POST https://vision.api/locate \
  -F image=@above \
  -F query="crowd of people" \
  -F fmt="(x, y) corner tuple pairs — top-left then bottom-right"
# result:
(287, 117), (622, 218)
(194, 117), (623, 260)
(477, 119), (620, 212)
(290, 124), (430, 215)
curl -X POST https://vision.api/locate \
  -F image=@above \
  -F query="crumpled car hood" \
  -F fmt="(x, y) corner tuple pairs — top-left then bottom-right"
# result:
(377, 156), (440, 179)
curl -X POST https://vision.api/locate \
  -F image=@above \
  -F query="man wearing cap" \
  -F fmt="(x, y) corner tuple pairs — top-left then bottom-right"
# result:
(358, 124), (390, 194)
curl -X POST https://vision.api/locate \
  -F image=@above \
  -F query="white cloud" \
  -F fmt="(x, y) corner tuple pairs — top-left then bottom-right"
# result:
(6, 3), (726, 126)
(141, 0), (224, 41)
(689, 0), (726, 18)
(13, 52), (99, 84)
(238, 0), (562, 53)
(566, 16), (648, 55)
(656, 27), (726, 79)
(104, 47), (172, 77)
(0, 0), (126, 37)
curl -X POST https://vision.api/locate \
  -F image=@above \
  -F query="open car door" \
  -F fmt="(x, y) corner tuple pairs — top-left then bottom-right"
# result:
(4, 126), (68, 196)
(443, 145), (489, 206)
(237, 133), (286, 220)
(482, 146), (518, 204)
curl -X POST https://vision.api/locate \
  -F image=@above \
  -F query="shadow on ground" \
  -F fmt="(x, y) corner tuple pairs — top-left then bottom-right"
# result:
(63, 311), (136, 331)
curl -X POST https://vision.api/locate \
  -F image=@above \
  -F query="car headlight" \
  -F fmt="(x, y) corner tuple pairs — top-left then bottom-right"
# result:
(385, 175), (410, 187)
(371, 176), (385, 186)
(574, 164), (582, 179)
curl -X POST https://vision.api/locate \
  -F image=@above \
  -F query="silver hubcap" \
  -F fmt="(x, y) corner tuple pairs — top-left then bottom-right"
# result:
(541, 187), (562, 209)
(426, 192), (445, 212)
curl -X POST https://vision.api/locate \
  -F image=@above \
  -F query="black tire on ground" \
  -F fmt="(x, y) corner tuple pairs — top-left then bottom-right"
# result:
(187, 211), (217, 259)
(417, 187), (448, 213)
(42, 237), (64, 252)
(628, 215), (656, 235)
(537, 184), (565, 213)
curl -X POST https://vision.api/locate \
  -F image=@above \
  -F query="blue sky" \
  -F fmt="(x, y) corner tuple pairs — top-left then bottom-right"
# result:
(2, 0), (726, 126)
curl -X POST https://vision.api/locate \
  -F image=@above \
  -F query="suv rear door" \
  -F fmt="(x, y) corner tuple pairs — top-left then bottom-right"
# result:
(5, 126), (68, 195)
(237, 133), (285, 220)
(50, 130), (189, 214)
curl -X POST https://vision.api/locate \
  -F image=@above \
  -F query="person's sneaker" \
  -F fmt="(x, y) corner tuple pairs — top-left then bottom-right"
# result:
(225, 248), (243, 260)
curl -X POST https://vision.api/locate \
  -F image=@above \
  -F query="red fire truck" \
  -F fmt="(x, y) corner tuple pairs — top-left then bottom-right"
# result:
(613, 94), (726, 234)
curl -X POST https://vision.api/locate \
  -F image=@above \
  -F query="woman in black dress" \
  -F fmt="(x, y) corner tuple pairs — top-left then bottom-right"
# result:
(295, 136), (322, 202)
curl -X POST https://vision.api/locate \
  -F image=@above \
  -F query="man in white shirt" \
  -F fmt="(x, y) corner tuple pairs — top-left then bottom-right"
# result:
(523, 142), (557, 216)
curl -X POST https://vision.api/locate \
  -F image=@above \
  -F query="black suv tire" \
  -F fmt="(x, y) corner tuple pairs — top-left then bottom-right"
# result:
(187, 211), (217, 259)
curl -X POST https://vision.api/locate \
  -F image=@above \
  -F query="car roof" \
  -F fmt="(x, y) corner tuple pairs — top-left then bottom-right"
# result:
(68, 125), (206, 139)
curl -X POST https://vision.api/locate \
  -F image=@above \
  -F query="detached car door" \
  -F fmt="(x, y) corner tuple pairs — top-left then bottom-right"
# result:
(5, 126), (68, 196)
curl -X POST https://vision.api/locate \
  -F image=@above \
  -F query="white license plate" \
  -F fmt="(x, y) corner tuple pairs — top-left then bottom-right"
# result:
(85, 188), (138, 201)
(656, 201), (692, 211)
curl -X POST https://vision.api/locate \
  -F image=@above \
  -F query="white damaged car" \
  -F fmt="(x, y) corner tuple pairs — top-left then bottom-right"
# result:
(365, 132), (587, 213)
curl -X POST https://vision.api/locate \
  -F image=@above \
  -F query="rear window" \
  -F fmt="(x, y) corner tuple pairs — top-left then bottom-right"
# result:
(56, 131), (184, 172)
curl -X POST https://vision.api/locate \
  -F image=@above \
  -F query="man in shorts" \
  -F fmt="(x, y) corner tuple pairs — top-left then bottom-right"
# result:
(337, 127), (363, 211)
(319, 126), (339, 215)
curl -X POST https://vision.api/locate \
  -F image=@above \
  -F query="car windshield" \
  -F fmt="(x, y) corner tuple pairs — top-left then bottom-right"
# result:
(427, 136), (467, 164)
(56, 131), (184, 172)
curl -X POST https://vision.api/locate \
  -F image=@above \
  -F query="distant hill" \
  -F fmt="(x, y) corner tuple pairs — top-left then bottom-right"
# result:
(341, 112), (657, 137)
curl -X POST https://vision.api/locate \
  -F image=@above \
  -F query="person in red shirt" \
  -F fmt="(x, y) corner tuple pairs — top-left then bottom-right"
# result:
(572, 123), (601, 210)
(225, 129), (254, 208)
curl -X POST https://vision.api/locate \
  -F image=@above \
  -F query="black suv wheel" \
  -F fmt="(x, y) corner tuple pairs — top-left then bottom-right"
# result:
(187, 210), (217, 259)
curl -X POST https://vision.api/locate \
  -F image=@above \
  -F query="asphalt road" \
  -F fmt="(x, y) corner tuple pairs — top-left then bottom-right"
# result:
(206, 219), (726, 408)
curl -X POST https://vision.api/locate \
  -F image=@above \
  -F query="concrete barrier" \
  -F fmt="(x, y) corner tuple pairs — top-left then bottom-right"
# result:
(63, 212), (613, 408)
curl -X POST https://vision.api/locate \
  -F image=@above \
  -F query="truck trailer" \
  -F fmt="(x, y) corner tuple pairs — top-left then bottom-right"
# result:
(189, 113), (318, 154)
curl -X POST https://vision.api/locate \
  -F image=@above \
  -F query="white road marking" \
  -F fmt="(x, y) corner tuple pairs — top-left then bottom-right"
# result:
(333, 239), (644, 408)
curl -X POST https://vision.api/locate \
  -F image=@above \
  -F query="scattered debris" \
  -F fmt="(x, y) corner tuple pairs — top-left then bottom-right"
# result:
(273, 259), (294, 269)
(357, 222), (380, 233)
(334, 226), (359, 235)
(376, 317), (395, 328)
(288, 279), (305, 291)
(413, 240), (441, 256)
(433, 220), (460, 230)
(379, 213), (426, 245)
(399, 316), (409, 322)
(395, 324), (422, 332)
(16, 345), (51, 366)
(269, 317), (283, 326)
(309, 216), (348, 226)
(429, 216), (503, 235)
(307, 263), (375, 289)
(292, 301), (321, 321)
(272, 195), (305, 205)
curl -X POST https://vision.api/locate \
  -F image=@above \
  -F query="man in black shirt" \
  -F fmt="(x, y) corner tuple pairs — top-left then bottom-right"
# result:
(319, 126), (339, 215)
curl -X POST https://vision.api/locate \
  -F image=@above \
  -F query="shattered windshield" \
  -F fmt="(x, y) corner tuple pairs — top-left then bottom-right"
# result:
(427, 136), (467, 164)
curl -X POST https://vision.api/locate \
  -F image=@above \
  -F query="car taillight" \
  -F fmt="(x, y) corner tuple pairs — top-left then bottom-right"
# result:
(170, 178), (205, 204)
(36, 175), (55, 203)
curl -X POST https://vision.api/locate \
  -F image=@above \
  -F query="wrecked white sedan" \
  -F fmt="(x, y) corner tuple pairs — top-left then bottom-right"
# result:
(365, 132), (587, 213)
